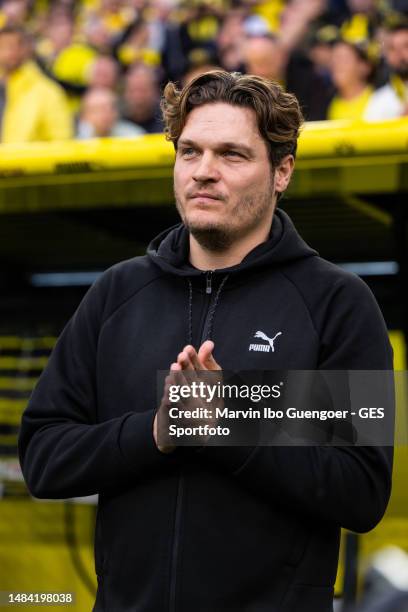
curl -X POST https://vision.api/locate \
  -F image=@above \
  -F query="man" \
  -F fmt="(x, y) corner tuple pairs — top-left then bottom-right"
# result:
(242, 32), (334, 121)
(76, 87), (144, 139)
(364, 20), (408, 120)
(19, 70), (393, 611)
(327, 39), (375, 120)
(122, 62), (164, 133)
(0, 25), (73, 143)
(243, 34), (287, 84)
(88, 55), (120, 91)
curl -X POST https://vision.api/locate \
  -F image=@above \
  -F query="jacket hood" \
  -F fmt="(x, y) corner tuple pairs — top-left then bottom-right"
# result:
(146, 208), (318, 278)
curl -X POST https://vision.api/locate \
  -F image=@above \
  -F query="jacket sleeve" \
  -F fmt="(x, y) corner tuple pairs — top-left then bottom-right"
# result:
(198, 274), (394, 533)
(18, 271), (175, 500)
(41, 82), (74, 141)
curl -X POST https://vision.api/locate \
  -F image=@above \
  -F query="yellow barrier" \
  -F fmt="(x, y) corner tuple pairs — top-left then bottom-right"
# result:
(1, 119), (407, 213)
(0, 119), (407, 175)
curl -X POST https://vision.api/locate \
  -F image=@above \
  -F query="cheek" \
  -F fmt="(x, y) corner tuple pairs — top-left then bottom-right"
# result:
(173, 163), (186, 188)
(233, 167), (271, 194)
(173, 164), (192, 199)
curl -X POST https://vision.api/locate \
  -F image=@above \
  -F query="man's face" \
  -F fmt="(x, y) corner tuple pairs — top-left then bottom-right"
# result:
(347, 0), (374, 12)
(0, 32), (27, 74)
(124, 69), (157, 114)
(331, 43), (370, 89)
(243, 37), (285, 82)
(173, 102), (276, 251)
(89, 57), (119, 89)
(82, 90), (118, 137)
(48, 17), (74, 53)
(385, 29), (408, 80)
(1, 0), (29, 25)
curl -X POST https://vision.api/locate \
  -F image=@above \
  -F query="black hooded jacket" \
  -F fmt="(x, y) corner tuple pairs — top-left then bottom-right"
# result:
(18, 209), (393, 612)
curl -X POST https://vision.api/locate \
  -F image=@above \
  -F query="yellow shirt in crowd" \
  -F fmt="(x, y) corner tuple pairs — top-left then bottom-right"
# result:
(1, 61), (73, 143)
(327, 86), (374, 121)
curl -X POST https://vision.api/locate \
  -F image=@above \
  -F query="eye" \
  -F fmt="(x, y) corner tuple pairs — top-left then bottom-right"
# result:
(223, 150), (244, 159)
(179, 147), (196, 158)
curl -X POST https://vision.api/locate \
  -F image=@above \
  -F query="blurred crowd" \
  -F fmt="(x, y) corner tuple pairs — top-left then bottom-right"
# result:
(0, 0), (408, 143)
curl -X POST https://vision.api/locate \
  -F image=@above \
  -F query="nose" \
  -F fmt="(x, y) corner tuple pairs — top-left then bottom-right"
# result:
(192, 152), (220, 183)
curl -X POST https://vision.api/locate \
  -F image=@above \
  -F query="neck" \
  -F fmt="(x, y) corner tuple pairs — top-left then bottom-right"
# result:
(189, 214), (274, 271)
(341, 81), (366, 100)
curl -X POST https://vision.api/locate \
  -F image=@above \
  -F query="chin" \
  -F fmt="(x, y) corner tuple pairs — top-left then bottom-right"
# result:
(185, 211), (226, 232)
(186, 217), (237, 252)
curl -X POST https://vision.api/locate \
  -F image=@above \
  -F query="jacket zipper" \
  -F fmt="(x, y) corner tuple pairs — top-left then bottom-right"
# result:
(199, 271), (215, 343)
(169, 472), (184, 612)
(205, 270), (213, 294)
(168, 272), (214, 611)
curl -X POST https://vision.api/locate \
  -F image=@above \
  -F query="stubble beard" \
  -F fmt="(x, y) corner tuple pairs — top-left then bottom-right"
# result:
(174, 181), (275, 253)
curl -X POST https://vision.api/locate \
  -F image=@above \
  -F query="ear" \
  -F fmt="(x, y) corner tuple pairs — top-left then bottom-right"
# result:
(274, 154), (295, 196)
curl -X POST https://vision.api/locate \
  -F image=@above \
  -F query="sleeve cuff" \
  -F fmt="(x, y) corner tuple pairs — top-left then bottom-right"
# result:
(195, 445), (257, 474)
(119, 410), (178, 473)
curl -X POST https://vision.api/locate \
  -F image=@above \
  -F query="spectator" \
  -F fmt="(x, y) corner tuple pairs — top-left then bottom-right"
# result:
(365, 19), (408, 119)
(340, 0), (384, 42)
(327, 39), (375, 120)
(88, 54), (120, 90)
(38, 13), (97, 89)
(115, 18), (160, 68)
(286, 25), (337, 120)
(0, 0), (30, 28)
(82, 14), (114, 55)
(308, 25), (338, 76)
(77, 87), (144, 138)
(161, 1), (221, 82)
(217, 8), (246, 72)
(182, 60), (220, 86)
(0, 25), (73, 143)
(242, 28), (336, 124)
(88, 0), (136, 38)
(38, 13), (75, 63)
(243, 34), (287, 83)
(123, 62), (164, 132)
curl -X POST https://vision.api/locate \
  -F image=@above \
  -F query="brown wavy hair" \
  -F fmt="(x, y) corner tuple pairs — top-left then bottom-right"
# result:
(161, 70), (303, 169)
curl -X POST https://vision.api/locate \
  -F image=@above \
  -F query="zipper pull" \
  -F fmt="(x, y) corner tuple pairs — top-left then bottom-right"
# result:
(206, 271), (213, 294)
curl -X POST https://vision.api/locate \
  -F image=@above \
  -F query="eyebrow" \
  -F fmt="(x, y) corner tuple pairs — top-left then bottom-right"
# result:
(177, 139), (255, 156)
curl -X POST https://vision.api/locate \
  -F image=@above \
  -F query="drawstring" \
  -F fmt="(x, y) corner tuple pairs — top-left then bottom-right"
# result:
(188, 279), (193, 345)
(205, 275), (229, 341)
(187, 274), (229, 345)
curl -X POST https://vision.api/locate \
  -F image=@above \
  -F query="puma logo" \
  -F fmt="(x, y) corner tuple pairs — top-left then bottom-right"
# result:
(249, 330), (282, 353)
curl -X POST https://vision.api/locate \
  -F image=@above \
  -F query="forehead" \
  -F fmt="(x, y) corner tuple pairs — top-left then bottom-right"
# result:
(128, 69), (154, 86)
(85, 92), (115, 108)
(0, 32), (23, 46)
(333, 43), (358, 59)
(180, 102), (265, 149)
(388, 29), (408, 46)
(245, 38), (277, 59)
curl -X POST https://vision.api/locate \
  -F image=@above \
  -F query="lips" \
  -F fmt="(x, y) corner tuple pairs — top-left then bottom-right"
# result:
(189, 193), (220, 200)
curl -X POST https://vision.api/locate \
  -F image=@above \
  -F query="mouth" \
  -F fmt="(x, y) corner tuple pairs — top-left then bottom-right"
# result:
(189, 193), (222, 200)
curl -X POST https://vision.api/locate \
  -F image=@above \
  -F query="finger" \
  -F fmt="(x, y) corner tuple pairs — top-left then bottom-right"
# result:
(198, 341), (221, 371)
(169, 364), (190, 396)
(166, 366), (192, 411)
(177, 350), (195, 371)
(183, 345), (204, 371)
(170, 364), (190, 389)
